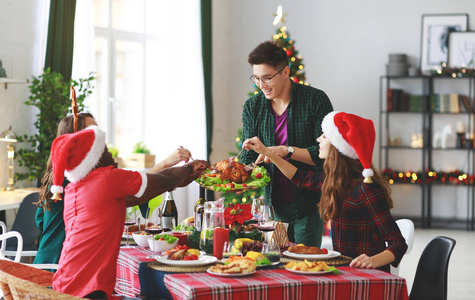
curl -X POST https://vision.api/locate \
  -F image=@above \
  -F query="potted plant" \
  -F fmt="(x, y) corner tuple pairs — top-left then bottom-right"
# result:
(15, 68), (94, 186)
(124, 142), (155, 169)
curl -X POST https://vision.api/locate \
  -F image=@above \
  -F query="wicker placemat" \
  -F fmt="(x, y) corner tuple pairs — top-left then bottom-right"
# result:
(280, 255), (352, 266)
(146, 255), (352, 273)
(146, 260), (217, 273)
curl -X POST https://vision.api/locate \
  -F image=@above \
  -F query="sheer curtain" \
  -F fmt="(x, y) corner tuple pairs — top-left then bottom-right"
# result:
(72, 0), (207, 220)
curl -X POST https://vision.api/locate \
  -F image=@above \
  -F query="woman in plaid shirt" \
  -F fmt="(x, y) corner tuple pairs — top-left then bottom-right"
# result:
(244, 111), (407, 272)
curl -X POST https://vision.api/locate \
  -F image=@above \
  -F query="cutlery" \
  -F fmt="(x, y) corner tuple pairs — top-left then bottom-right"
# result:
(228, 147), (245, 167)
(179, 145), (194, 161)
(244, 162), (257, 172)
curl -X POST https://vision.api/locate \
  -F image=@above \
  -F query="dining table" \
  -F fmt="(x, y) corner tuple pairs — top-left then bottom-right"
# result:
(115, 246), (409, 300)
(0, 188), (39, 223)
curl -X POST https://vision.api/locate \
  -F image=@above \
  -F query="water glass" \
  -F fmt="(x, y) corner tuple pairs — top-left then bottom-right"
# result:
(262, 242), (280, 264)
(222, 241), (242, 260)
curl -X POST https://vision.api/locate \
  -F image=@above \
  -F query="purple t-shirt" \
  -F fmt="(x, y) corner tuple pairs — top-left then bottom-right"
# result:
(271, 107), (294, 203)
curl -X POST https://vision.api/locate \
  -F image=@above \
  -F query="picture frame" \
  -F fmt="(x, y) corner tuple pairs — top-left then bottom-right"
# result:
(420, 14), (468, 73)
(448, 32), (475, 68)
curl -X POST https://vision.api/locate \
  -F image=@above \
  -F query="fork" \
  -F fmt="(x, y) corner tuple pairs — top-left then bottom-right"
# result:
(244, 162), (257, 172)
(228, 147), (245, 167)
(179, 145), (194, 161)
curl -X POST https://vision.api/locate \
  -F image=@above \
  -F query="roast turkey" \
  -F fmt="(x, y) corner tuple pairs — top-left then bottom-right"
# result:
(213, 159), (251, 183)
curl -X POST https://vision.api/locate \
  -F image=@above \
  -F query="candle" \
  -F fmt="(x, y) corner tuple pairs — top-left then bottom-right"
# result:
(457, 121), (464, 133)
(213, 228), (229, 259)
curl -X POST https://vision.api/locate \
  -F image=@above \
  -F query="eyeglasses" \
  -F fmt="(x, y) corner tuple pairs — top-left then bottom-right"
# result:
(250, 65), (286, 85)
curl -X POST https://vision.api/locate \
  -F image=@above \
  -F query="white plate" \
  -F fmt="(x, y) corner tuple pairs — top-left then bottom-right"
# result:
(206, 269), (256, 277)
(284, 268), (334, 275)
(156, 255), (217, 266)
(282, 250), (341, 260)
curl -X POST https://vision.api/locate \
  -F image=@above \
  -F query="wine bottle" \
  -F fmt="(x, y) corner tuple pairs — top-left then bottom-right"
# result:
(161, 191), (178, 231)
(194, 186), (206, 231)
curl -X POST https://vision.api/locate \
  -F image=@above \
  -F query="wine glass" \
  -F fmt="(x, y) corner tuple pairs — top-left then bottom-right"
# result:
(145, 207), (162, 235)
(251, 197), (264, 220)
(145, 207), (163, 259)
(124, 207), (137, 248)
(257, 205), (275, 232)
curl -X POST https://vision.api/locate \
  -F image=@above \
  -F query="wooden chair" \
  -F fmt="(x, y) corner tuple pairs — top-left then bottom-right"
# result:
(0, 260), (82, 299)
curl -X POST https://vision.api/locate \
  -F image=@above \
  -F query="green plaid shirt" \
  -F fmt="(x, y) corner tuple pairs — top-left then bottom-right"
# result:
(241, 80), (333, 218)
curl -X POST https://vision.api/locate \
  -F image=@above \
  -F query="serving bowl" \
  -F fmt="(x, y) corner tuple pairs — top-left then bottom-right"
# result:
(148, 236), (179, 252)
(132, 231), (153, 248)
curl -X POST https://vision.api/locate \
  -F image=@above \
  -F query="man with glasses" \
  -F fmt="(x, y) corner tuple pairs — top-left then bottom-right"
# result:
(241, 41), (333, 247)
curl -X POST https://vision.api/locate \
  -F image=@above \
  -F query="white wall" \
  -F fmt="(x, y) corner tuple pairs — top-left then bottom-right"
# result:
(211, 0), (475, 221)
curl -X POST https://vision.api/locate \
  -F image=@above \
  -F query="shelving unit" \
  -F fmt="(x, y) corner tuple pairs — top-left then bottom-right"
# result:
(379, 75), (474, 230)
(0, 78), (29, 89)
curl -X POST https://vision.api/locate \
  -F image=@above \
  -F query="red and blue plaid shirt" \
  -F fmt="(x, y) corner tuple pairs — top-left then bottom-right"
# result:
(291, 169), (408, 273)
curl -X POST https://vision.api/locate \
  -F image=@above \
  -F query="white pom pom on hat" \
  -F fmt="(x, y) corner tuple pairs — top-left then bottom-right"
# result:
(321, 111), (376, 183)
(49, 125), (106, 200)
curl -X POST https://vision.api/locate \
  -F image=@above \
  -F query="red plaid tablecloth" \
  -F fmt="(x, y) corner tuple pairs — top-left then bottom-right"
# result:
(164, 267), (409, 300)
(115, 247), (154, 297)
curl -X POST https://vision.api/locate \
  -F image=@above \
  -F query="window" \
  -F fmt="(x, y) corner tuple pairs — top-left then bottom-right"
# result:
(90, 0), (206, 163)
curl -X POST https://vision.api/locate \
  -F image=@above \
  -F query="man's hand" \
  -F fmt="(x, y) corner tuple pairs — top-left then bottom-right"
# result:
(176, 160), (210, 187)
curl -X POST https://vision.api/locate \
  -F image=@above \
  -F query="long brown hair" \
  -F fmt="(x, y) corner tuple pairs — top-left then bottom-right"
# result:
(318, 145), (393, 222)
(38, 113), (94, 211)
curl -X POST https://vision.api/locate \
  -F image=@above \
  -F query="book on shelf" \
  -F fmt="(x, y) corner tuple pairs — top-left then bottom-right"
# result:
(459, 95), (473, 113)
(449, 93), (460, 113)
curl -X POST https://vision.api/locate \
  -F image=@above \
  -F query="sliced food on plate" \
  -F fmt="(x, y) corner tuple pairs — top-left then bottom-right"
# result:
(208, 257), (256, 275)
(195, 160), (270, 192)
(284, 259), (339, 275)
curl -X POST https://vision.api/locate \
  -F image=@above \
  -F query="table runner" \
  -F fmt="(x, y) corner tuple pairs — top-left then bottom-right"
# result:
(115, 247), (153, 297)
(164, 267), (409, 300)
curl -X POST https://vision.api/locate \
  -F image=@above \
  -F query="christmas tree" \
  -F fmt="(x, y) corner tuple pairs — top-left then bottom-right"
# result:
(225, 6), (310, 206)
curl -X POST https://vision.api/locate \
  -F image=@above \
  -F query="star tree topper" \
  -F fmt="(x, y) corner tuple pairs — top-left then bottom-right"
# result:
(273, 5), (288, 26)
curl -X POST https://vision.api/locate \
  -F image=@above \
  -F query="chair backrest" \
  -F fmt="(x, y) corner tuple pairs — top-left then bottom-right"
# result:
(390, 218), (415, 275)
(409, 236), (456, 300)
(396, 218), (415, 254)
(0, 260), (81, 300)
(7, 193), (41, 251)
(0, 232), (23, 262)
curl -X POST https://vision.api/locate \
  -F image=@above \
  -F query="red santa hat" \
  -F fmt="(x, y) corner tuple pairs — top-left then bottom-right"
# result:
(49, 125), (106, 200)
(321, 111), (376, 183)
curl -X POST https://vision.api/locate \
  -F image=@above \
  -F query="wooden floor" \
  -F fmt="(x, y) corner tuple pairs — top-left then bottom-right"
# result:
(398, 228), (475, 300)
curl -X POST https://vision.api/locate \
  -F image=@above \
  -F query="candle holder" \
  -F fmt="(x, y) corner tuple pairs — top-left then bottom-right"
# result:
(456, 132), (465, 149)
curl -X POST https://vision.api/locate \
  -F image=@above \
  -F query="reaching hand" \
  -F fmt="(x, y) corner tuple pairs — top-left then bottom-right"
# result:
(244, 137), (286, 164)
(163, 147), (192, 168)
(176, 160), (210, 187)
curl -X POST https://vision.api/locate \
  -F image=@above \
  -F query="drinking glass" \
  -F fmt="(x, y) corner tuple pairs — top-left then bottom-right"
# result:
(145, 207), (163, 259)
(145, 207), (162, 235)
(222, 241), (242, 260)
(124, 206), (137, 248)
(258, 205), (275, 231)
(262, 242), (281, 264)
(251, 197), (264, 220)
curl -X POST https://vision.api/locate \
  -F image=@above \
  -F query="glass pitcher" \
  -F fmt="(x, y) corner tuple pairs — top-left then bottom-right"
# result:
(197, 197), (225, 253)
